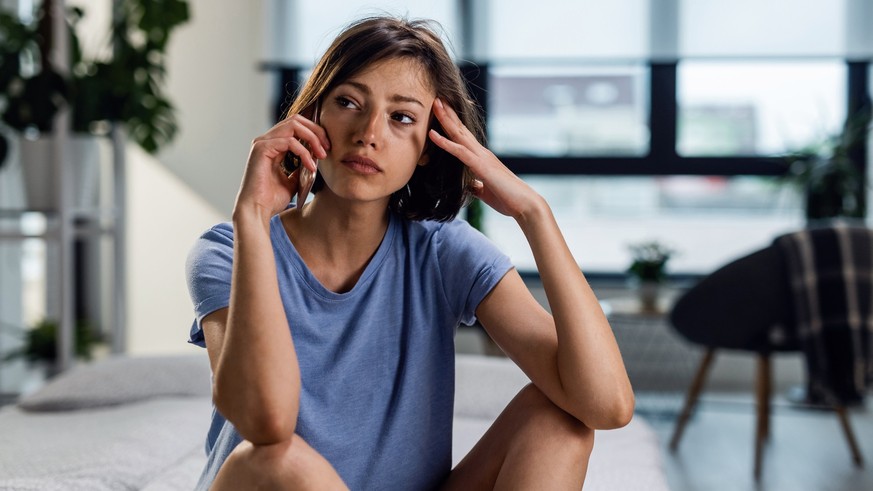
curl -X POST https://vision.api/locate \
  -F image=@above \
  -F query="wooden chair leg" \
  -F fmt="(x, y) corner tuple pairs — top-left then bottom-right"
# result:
(754, 354), (771, 481)
(669, 348), (717, 452)
(761, 356), (771, 440)
(833, 405), (865, 467)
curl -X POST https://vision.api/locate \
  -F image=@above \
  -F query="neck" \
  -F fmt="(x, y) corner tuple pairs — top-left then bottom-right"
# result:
(280, 190), (391, 292)
(302, 190), (390, 249)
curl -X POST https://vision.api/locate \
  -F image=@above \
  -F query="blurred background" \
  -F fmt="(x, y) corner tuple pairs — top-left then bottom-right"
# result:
(0, 0), (870, 394)
(1, 1), (871, 488)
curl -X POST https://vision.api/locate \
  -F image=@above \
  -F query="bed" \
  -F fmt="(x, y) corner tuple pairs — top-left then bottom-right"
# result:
(0, 353), (670, 490)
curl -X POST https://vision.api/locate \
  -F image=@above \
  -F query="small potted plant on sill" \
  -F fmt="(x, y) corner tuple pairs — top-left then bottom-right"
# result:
(0, 0), (190, 209)
(3, 318), (103, 385)
(627, 240), (675, 313)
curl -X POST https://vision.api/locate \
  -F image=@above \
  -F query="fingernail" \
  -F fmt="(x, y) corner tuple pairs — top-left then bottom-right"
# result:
(318, 148), (327, 159)
(435, 98), (443, 109)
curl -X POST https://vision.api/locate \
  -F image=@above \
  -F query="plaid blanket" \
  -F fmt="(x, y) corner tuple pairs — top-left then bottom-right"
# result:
(775, 222), (873, 405)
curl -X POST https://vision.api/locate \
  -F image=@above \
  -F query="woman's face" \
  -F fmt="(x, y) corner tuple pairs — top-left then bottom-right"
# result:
(316, 57), (436, 205)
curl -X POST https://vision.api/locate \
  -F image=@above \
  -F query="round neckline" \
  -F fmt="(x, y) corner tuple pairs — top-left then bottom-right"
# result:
(269, 211), (398, 301)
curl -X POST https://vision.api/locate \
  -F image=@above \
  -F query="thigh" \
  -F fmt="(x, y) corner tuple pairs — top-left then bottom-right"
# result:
(441, 383), (593, 491)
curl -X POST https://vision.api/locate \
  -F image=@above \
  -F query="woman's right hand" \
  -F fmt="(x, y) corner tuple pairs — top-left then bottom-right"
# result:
(232, 113), (331, 223)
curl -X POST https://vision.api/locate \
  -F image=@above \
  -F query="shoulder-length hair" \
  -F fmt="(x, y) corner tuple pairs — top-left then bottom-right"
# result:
(285, 16), (483, 222)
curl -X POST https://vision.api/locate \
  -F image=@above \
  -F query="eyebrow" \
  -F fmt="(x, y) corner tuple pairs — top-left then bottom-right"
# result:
(343, 80), (425, 108)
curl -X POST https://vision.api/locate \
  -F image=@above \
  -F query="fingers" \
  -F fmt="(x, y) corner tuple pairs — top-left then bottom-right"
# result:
(429, 99), (535, 217)
(279, 113), (331, 151)
(431, 98), (476, 144)
(289, 114), (331, 154)
(428, 98), (491, 172)
(428, 128), (478, 164)
(258, 113), (330, 171)
(256, 135), (320, 173)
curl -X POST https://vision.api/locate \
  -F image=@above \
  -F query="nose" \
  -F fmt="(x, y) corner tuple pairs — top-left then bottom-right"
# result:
(355, 110), (384, 149)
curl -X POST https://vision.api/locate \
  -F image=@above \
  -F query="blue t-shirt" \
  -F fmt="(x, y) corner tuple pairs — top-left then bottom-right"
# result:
(186, 211), (513, 490)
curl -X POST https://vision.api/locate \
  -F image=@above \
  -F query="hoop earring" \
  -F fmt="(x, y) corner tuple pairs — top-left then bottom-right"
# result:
(396, 183), (412, 208)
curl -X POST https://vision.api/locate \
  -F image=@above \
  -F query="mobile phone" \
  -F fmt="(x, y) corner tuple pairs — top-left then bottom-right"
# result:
(293, 100), (320, 208)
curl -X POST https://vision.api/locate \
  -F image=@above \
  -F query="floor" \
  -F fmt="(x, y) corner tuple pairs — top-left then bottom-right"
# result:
(647, 393), (873, 491)
(456, 328), (873, 491)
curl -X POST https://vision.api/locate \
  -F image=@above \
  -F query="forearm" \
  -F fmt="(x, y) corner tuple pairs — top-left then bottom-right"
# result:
(517, 199), (634, 427)
(427, 96), (632, 426)
(216, 207), (300, 443)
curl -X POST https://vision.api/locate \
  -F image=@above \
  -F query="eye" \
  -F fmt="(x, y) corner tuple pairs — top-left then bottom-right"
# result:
(334, 96), (358, 110)
(391, 112), (416, 125)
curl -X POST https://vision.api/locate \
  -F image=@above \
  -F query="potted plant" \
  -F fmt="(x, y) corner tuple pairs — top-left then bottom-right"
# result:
(627, 240), (675, 312)
(0, 2), (108, 209)
(783, 109), (871, 222)
(3, 318), (102, 378)
(72, 0), (190, 154)
(0, 6), (68, 145)
(0, 0), (189, 208)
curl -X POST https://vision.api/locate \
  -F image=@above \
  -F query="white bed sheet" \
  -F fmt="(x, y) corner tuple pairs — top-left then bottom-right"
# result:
(0, 354), (671, 490)
(0, 397), (210, 491)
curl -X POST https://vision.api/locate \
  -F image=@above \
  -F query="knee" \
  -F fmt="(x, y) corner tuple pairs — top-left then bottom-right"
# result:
(218, 435), (307, 488)
(215, 435), (347, 491)
(237, 437), (293, 466)
(515, 384), (595, 457)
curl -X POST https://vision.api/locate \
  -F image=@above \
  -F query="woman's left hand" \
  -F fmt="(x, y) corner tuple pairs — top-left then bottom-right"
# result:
(428, 98), (543, 220)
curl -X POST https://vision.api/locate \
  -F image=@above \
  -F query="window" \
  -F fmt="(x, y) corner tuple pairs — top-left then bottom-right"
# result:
(488, 64), (649, 157)
(679, 0), (846, 58)
(482, 176), (804, 273)
(677, 61), (847, 156)
(265, 1), (870, 274)
(483, 0), (649, 60)
(275, 0), (458, 65)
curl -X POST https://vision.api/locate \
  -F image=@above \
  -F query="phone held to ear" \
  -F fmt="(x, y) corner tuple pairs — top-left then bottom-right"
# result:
(282, 101), (320, 209)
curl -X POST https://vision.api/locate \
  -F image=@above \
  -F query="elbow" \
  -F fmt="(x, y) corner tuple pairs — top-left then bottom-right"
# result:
(242, 410), (298, 445)
(568, 389), (635, 430)
(602, 390), (636, 429)
(595, 395), (635, 429)
(213, 384), (298, 445)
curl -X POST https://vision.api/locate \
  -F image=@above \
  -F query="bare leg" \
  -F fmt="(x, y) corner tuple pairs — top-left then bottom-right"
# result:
(211, 434), (349, 491)
(442, 383), (594, 490)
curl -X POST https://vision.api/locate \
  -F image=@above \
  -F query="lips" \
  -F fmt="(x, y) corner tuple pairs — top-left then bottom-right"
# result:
(340, 154), (382, 174)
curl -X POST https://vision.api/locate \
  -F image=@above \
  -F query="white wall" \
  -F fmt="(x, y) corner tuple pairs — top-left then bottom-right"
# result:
(126, 145), (224, 354)
(160, 0), (272, 218)
(122, 0), (272, 353)
(58, 0), (272, 354)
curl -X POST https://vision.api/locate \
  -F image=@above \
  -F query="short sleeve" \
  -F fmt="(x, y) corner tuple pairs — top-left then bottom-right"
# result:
(185, 222), (235, 347)
(435, 219), (514, 326)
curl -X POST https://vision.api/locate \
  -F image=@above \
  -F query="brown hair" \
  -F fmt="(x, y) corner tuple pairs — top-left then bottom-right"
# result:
(285, 16), (483, 221)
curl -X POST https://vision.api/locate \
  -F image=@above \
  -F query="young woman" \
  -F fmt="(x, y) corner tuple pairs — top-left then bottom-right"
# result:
(186, 16), (633, 490)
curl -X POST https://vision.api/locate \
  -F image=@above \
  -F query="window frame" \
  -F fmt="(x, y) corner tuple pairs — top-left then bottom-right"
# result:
(262, 1), (872, 277)
(264, 59), (869, 221)
(494, 61), (869, 181)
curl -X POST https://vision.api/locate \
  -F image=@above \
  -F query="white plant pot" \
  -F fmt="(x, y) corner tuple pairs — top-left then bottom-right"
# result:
(636, 280), (661, 313)
(19, 135), (101, 211)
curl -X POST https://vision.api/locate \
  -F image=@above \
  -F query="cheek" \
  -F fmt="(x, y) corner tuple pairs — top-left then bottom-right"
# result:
(403, 128), (429, 159)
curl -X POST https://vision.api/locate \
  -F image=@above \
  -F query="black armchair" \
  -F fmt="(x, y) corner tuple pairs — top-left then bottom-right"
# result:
(667, 223), (870, 479)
